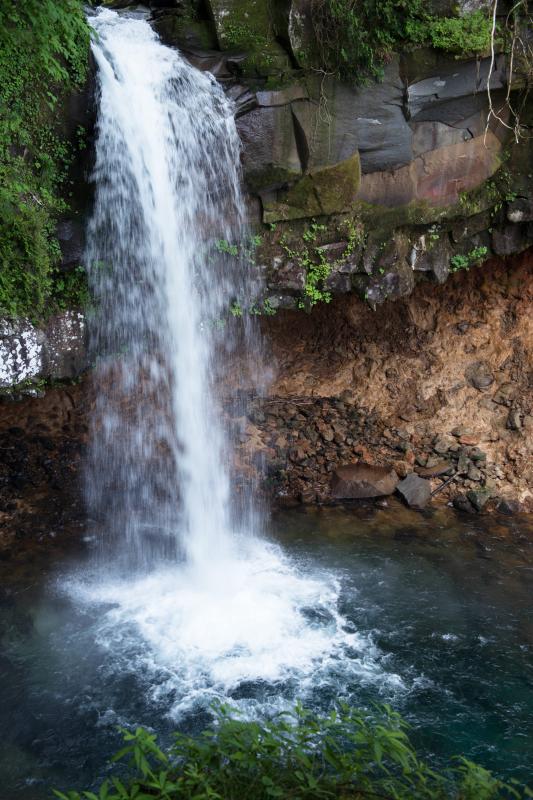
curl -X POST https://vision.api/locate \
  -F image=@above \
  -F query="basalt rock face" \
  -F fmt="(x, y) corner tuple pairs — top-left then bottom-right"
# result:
(151, 0), (533, 310)
(0, 252), (531, 551)
(3, 0), (532, 389)
(1, 1), (533, 549)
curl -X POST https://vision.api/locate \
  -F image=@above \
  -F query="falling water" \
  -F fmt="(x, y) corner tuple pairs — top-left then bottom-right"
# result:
(78, 7), (389, 718)
(86, 7), (257, 569)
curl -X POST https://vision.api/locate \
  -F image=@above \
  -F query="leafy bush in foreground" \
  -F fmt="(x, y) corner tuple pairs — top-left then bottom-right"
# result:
(55, 703), (531, 800)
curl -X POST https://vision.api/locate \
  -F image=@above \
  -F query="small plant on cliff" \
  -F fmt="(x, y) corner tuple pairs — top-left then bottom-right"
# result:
(310, 0), (429, 81)
(450, 246), (489, 272)
(280, 218), (365, 310)
(54, 702), (530, 800)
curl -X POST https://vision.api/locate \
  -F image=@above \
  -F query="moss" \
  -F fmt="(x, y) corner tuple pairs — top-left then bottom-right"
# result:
(263, 153), (361, 223)
(209, 0), (291, 77)
(313, 155), (361, 215)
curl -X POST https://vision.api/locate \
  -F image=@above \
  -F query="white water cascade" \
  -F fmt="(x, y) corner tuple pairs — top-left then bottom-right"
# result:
(86, 7), (254, 570)
(78, 7), (394, 718)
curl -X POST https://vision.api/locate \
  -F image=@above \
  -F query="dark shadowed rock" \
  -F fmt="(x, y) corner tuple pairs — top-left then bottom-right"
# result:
(496, 498), (522, 515)
(331, 462), (399, 499)
(467, 488), (491, 511)
(236, 105), (302, 192)
(453, 493), (476, 513)
(396, 473), (432, 508)
(407, 56), (506, 122)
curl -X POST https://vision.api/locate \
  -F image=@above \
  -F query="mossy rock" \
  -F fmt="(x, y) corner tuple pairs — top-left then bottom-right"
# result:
(263, 153), (361, 223)
(205, 0), (291, 76)
(152, 13), (218, 50)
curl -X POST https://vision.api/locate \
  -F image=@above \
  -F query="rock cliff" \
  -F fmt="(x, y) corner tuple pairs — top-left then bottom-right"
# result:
(0, 0), (531, 537)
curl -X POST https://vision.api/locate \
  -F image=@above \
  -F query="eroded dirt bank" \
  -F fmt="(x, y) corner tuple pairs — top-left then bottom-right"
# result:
(235, 250), (533, 512)
(0, 251), (532, 553)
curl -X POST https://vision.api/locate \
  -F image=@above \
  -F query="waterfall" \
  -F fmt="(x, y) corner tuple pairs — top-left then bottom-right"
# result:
(78, 7), (374, 719)
(86, 7), (256, 570)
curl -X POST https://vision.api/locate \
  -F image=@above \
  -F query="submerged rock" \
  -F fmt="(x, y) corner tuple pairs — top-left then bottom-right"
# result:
(331, 462), (399, 499)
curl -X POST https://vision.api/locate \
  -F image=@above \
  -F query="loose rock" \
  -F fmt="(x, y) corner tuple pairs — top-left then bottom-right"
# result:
(467, 488), (491, 512)
(396, 473), (432, 509)
(331, 462), (399, 499)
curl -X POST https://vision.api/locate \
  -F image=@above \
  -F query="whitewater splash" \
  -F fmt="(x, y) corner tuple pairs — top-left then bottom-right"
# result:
(80, 7), (395, 713)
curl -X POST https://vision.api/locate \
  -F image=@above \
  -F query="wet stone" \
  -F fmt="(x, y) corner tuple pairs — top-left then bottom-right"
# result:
(331, 462), (399, 499)
(467, 488), (491, 512)
(496, 498), (522, 515)
(453, 493), (476, 513)
(396, 473), (432, 509)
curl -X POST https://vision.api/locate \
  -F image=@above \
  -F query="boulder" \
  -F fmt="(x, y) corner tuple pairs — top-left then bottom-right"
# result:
(357, 130), (502, 207)
(396, 473), (432, 508)
(453, 493), (476, 513)
(288, 0), (321, 69)
(205, 0), (290, 75)
(262, 152), (361, 223)
(492, 223), (533, 256)
(407, 55), (506, 122)
(294, 61), (412, 174)
(267, 258), (306, 292)
(237, 105), (302, 192)
(331, 462), (399, 499)
(496, 498), (522, 515)
(411, 120), (472, 157)
(411, 236), (451, 284)
(152, 15), (218, 50)
(0, 312), (86, 389)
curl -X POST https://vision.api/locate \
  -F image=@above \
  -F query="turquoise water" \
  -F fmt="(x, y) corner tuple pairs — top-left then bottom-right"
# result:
(0, 504), (532, 798)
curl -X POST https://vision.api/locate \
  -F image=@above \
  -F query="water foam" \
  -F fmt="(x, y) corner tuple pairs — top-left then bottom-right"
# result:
(71, 539), (404, 719)
(80, 7), (402, 720)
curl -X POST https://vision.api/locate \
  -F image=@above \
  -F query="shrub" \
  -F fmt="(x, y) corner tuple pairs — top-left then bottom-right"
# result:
(54, 703), (530, 800)
(426, 11), (492, 55)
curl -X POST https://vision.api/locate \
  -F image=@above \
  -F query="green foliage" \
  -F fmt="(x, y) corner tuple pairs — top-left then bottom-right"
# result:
(55, 703), (530, 800)
(310, 1), (492, 82)
(281, 218), (364, 309)
(215, 239), (239, 257)
(450, 246), (489, 272)
(0, 0), (90, 319)
(425, 11), (492, 55)
(311, 0), (426, 81)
